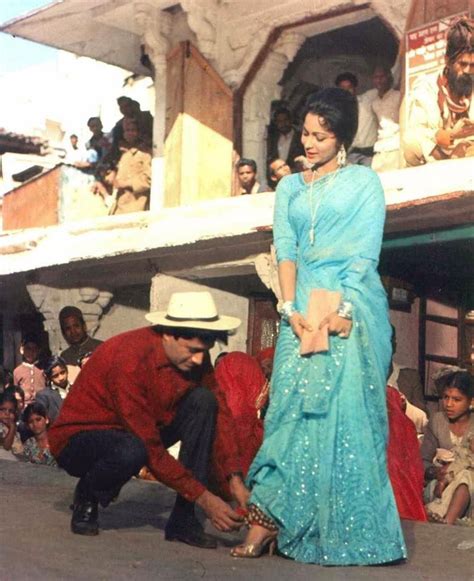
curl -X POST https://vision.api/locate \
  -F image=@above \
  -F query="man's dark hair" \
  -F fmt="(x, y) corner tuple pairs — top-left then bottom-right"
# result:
(156, 326), (228, 345)
(70, 134), (78, 139)
(59, 306), (85, 326)
(335, 72), (358, 88)
(303, 88), (358, 151)
(445, 16), (474, 64)
(117, 96), (132, 105)
(87, 116), (102, 126)
(236, 158), (257, 172)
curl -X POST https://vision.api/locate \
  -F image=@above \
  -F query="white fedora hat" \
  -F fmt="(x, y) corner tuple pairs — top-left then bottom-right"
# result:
(145, 291), (241, 332)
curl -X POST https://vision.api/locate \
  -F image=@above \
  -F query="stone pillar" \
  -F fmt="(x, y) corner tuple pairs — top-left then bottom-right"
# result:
(134, 4), (172, 212)
(242, 31), (306, 185)
(26, 284), (113, 354)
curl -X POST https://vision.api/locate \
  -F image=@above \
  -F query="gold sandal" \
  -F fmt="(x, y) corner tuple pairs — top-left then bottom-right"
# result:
(230, 533), (277, 558)
(230, 504), (278, 558)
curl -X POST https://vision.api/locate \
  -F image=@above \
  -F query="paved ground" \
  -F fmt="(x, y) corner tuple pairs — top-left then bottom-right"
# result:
(1, 460), (473, 581)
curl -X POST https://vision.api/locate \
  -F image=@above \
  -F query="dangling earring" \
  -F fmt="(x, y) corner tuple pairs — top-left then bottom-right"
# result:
(337, 144), (346, 168)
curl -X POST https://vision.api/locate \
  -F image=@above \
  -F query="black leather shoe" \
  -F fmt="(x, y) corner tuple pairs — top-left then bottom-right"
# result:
(71, 481), (99, 536)
(165, 519), (217, 549)
(71, 499), (99, 535)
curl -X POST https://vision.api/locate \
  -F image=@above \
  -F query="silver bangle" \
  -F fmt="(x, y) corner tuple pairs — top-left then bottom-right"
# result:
(337, 300), (353, 321)
(279, 300), (296, 322)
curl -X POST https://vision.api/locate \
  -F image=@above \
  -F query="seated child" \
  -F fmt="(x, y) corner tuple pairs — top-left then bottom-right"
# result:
(0, 390), (23, 460)
(426, 435), (474, 523)
(22, 402), (57, 467)
(36, 356), (71, 423)
(4, 385), (31, 442)
(13, 335), (45, 405)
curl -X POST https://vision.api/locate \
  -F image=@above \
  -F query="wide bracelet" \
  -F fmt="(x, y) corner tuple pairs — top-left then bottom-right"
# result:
(279, 300), (296, 322)
(337, 300), (353, 321)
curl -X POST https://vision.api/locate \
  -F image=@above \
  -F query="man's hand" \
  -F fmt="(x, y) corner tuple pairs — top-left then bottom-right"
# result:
(195, 490), (243, 532)
(451, 118), (474, 140)
(228, 475), (250, 508)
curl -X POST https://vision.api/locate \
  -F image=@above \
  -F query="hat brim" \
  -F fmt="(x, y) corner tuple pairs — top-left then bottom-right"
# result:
(145, 311), (241, 332)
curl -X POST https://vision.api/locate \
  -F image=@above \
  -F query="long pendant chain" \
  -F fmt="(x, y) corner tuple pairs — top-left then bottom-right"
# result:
(308, 169), (338, 245)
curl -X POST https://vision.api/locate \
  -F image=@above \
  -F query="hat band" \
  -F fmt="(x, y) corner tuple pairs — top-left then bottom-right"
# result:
(165, 314), (220, 323)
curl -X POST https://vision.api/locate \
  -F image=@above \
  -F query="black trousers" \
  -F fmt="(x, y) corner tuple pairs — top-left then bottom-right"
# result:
(57, 387), (218, 517)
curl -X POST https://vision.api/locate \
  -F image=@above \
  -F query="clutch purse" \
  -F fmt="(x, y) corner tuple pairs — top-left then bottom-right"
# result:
(300, 288), (341, 355)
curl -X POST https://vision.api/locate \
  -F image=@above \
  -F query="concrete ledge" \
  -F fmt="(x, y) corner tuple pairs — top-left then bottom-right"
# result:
(0, 159), (472, 276)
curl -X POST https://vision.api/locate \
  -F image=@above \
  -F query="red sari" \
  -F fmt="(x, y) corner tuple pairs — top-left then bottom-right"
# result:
(386, 386), (427, 521)
(213, 352), (266, 497)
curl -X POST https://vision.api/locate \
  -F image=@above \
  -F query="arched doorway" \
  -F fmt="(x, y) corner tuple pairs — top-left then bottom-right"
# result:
(239, 12), (399, 187)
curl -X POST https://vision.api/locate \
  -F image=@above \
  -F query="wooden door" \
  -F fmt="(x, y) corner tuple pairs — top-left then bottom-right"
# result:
(247, 294), (279, 356)
(165, 42), (234, 207)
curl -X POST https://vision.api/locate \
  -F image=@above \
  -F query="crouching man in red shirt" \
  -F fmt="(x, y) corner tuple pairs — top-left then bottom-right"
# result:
(48, 292), (249, 548)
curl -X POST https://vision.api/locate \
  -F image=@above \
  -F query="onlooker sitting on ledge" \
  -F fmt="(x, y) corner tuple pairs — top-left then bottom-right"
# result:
(236, 158), (266, 195)
(107, 118), (152, 214)
(267, 158), (291, 190)
(335, 72), (378, 167)
(403, 17), (474, 166)
(371, 64), (401, 172)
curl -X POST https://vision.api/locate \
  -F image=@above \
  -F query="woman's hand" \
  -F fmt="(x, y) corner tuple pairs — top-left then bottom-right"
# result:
(319, 311), (352, 338)
(289, 312), (312, 339)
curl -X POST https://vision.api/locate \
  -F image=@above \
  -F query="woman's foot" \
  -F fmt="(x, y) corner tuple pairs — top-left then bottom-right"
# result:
(230, 524), (277, 558)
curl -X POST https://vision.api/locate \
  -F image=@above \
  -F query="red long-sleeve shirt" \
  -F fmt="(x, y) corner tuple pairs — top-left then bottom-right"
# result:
(48, 327), (241, 502)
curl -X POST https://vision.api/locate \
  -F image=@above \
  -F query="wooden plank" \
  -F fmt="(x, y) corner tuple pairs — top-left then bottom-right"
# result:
(2, 167), (60, 230)
(425, 314), (459, 327)
(164, 43), (185, 207)
(164, 42), (233, 207)
(405, 0), (470, 31)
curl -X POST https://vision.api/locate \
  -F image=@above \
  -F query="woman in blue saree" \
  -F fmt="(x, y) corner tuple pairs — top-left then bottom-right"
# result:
(232, 89), (406, 565)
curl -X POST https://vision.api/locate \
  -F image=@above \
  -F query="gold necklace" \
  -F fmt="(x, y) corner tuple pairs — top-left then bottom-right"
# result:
(308, 168), (338, 245)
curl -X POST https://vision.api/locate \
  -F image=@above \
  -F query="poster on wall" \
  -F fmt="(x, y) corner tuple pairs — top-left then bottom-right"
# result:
(405, 12), (469, 91)
(403, 11), (473, 167)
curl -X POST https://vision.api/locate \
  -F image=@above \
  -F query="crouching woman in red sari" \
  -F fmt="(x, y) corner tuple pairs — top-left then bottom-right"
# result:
(212, 352), (268, 498)
(386, 386), (427, 522)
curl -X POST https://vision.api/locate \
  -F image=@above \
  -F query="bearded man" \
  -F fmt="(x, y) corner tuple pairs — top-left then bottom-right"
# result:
(404, 17), (474, 166)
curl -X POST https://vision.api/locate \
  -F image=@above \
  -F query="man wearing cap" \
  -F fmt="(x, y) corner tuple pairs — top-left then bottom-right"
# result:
(49, 292), (248, 548)
(59, 306), (103, 366)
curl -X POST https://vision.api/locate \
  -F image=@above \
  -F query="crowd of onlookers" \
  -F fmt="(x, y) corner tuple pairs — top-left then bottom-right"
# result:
(236, 62), (402, 195)
(238, 14), (474, 192)
(62, 96), (153, 215)
(1, 304), (472, 526)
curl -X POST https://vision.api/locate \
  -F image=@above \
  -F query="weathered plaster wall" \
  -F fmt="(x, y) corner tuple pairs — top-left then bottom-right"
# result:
(96, 304), (148, 341)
